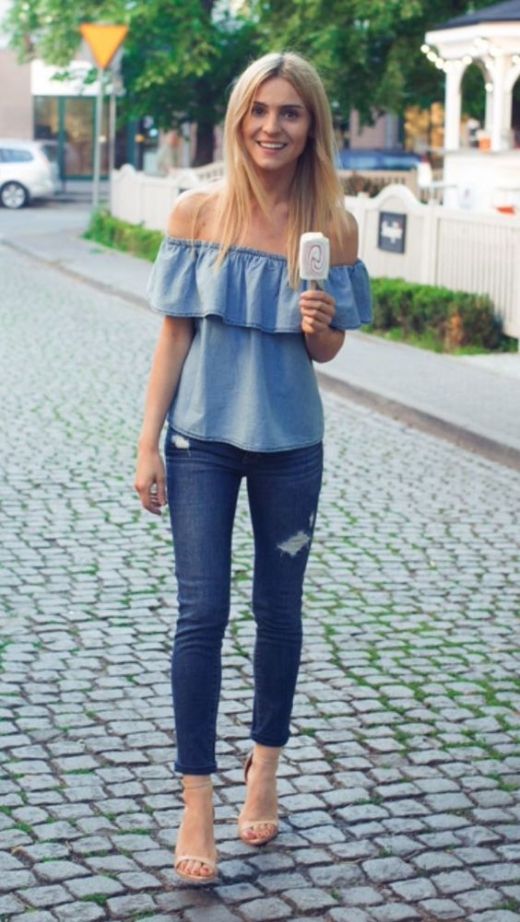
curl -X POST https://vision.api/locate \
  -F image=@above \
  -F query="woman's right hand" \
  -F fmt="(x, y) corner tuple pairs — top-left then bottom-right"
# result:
(134, 447), (167, 515)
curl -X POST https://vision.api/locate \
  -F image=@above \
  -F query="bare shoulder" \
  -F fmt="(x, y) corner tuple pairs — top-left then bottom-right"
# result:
(329, 207), (359, 266)
(166, 185), (221, 239)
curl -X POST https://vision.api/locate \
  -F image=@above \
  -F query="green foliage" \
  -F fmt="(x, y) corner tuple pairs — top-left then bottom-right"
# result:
(4, 0), (259, 163)
(461, 63), (486, 122)
(254, 0), (495, 125)
(369, 277), (510, 352)
(84, 209), (162, 261)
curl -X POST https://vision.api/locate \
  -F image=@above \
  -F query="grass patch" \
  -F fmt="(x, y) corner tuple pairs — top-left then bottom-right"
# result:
(83, 894), (111, 906)
(84, 209), (162, 262)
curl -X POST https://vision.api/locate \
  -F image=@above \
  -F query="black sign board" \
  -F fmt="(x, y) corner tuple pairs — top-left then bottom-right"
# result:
(378, 211), (407, 254)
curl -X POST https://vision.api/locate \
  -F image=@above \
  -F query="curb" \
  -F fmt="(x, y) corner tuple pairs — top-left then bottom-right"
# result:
(318, 371), (520, 472)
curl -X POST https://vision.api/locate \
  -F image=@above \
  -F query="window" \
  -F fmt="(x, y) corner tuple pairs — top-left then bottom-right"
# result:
(0, 148), (34, 163)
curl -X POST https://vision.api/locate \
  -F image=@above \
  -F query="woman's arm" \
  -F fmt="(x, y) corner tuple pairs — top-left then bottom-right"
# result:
(135, 191), (206, 514)
(135, 316), (194, 514)
(300, 210), (359, 363)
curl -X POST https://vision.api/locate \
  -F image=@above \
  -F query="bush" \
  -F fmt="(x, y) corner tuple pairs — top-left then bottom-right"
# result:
(370, 277), (506, 352)
(84, 210), (162, 262)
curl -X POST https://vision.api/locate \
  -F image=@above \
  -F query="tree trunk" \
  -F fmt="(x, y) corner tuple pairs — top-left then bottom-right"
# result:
(193, 119), (215, 166)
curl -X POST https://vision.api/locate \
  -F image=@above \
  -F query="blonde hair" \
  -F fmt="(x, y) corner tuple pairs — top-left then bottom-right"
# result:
(215, 51), (347, 288)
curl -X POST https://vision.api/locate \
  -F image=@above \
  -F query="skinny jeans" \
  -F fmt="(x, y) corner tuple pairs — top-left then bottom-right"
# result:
(164, 426), (323, 775)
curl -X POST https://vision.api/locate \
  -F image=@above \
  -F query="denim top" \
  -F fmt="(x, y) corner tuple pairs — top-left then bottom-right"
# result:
(147, 237), (372, 452)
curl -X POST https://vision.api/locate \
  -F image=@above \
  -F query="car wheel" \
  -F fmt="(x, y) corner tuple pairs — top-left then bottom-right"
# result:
(0, 181), (29, 209)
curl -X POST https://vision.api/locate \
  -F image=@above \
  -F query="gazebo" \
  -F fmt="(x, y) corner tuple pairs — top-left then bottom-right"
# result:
(423, 0), (520, 209)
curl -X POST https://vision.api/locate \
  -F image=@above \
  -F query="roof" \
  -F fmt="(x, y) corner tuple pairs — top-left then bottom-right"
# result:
(436, 0), (520, 29)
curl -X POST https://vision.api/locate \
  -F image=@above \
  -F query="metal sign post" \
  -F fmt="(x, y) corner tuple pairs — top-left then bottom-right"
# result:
(79, 24), (128, 211)
(92, 67), (104, 210)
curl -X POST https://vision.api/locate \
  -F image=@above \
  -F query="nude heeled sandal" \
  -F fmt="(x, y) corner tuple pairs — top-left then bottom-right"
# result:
(238, 750), (280, 846)
(174, 779), (218, 884)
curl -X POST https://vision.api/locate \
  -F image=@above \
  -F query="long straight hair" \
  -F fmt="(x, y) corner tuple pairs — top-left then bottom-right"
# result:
(215, 51), (347, 288)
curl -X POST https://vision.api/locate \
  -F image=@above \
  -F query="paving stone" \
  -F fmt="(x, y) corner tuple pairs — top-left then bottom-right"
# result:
(0, 893), (26, 915)
(362, 857), (416, 884)
(329, 909), (371, 922)
(457, 888), (505, 912)
(240, 896), (292, 920)
(214, 882), (263, 902)
(106, 893), (156, 917)
(308, 863), (363, 887)
(32, 861), (91, 882)
(20, 883), (71, 907)
(477, 863), (520, 884)
(0, 853), (25, 871)
(419, 898), (466, 918)
(390, 877), (437, 900)
(284, 887), (337, 911)
(413, 850), (463, 871)
(117, 871), (161, 890)
(65, 874), (125, 898)
(341, 885), (385, 905)
(0, 870), (37, 891)
(371, 905), (422, 921)
(431, 869), (479, 894)
(53, 903), (106, 921)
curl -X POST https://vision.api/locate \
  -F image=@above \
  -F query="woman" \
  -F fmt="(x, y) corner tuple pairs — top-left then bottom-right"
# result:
(135, 51), (371, 884)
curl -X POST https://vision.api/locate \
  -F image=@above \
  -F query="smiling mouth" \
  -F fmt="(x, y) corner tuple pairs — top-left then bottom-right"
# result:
(257, 141), (287, 150)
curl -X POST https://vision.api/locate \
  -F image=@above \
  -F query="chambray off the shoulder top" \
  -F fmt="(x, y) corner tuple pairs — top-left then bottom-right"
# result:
(147, 237), (372, 452)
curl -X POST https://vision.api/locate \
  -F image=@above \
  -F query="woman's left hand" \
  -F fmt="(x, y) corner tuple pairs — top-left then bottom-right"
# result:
(299, 289), (336, 335)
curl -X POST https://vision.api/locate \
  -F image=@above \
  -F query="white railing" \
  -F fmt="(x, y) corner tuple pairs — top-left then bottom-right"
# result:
(110, 162), (225, 230)
(110, 169), (520, 337)
(346, 185), (520, 337)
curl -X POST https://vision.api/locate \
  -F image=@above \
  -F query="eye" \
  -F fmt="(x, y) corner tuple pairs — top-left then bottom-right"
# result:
(250, 103), (265, 117)
(283, 108), (301, 120)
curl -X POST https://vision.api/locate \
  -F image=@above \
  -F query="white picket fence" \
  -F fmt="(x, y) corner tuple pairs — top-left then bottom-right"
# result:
(346, 185), (520, 337)
(111, 166), (520, 337)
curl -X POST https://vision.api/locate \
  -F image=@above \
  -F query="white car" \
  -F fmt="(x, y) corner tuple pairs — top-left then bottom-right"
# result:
(0, 139), (58, 209)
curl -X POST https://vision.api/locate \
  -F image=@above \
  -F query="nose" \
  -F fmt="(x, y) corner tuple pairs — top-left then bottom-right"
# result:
(263, 110), (280, 135)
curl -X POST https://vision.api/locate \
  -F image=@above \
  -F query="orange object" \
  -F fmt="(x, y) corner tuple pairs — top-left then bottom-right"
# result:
(80, 23), (128, 69)
(496, 205), (515, 214)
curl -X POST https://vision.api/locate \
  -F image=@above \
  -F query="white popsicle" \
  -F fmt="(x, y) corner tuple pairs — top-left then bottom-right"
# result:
(299, 232), (330, 288)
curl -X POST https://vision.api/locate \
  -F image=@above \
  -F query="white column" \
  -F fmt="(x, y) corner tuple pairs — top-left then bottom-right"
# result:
(491, 54), (507, 151)
(444, 61), (464, 150)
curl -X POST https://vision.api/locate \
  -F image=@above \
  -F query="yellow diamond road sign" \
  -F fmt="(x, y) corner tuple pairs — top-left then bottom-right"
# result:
(80, 24), (128, 69)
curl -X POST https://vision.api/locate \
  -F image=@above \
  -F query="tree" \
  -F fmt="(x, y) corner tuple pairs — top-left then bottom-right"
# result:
(4, 0), (259, 164)
(254, 0), (494, 128)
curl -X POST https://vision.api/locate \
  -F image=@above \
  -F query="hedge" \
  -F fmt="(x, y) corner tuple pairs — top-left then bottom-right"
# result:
(369, 278), (506, 351)
(84, 209), (163, 262)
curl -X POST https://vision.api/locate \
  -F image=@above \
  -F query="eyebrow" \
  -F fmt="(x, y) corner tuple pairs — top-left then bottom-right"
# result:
(252, 101), (305, 109)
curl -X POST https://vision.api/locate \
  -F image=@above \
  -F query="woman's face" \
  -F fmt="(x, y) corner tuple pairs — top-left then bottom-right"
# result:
(241, 76), (312, 174)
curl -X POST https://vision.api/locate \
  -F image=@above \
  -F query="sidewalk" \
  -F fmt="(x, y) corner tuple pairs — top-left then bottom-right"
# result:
(2, 215), (519, 469)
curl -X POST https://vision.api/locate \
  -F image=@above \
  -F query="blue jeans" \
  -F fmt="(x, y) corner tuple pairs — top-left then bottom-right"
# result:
(164, 427), (323, 775)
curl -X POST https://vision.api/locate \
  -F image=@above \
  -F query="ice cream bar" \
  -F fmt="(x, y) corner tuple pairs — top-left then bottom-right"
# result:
(299, 232), (330, 283)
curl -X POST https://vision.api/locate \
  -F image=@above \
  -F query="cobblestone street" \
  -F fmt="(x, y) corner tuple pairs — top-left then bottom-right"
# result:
(1, 244), (520, 922)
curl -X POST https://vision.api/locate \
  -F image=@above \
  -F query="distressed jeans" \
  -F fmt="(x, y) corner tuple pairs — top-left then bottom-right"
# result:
(164, 426), (323, 775)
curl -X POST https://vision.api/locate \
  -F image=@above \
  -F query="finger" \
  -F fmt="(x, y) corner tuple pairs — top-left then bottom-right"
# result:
(300, 290), (335, 307)
(157, 477), (167, 507)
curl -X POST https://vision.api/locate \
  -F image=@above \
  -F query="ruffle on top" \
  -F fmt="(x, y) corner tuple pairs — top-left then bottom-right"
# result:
(147, 237), (372, 333)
